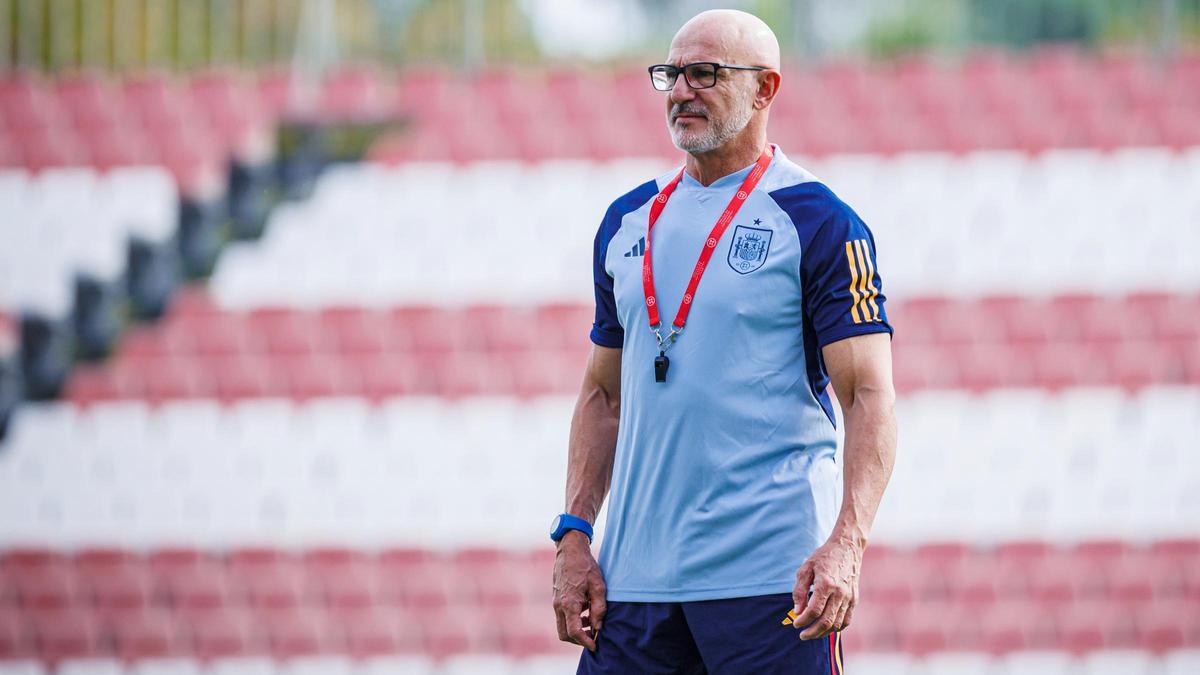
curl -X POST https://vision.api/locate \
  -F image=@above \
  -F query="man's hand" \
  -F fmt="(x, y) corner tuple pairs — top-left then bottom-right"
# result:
(553, 530), (607, 651)
(790, 536), (864, 640)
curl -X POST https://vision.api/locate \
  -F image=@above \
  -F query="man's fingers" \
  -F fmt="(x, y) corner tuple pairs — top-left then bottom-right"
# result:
(589, 583), (608, 634)
(565, 604), (597, 651)
(830, 596), (850, 633)
(799, 589), (845, 640)
(554, 604), (570, 642)
(792, 581), (830, 632)
(841, 594), (858, 631)
(792, 564), (815, 614)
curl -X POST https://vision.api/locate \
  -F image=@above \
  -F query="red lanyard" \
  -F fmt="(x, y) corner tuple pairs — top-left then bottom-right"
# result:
(642, 146), (774, 350)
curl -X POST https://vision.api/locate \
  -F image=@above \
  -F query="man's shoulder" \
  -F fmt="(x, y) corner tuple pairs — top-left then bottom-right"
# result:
(596, 171), (672, 240)
(763, 158), (862, 244)
(604, 172), (670, 220)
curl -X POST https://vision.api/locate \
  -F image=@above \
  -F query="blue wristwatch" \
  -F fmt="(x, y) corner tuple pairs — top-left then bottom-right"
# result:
(550, 513), (593, 543)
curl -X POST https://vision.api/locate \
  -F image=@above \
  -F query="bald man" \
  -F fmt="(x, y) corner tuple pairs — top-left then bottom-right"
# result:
(550, 10), (897, 673)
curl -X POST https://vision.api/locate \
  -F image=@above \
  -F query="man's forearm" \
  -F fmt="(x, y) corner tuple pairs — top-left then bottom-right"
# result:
(831, 386), (897, 548)
(564, 382), (621, 522)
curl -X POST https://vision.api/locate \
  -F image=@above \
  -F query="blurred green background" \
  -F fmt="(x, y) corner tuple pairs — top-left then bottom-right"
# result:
(2, 0), (1199, 72)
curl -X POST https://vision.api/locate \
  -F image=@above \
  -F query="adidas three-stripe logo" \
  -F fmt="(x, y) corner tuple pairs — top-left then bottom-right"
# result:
(624, 237), (647, 258)
(844, 238), (882, 323)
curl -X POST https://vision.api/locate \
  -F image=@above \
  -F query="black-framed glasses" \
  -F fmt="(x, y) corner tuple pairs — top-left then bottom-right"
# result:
(647, 62), (767, 91)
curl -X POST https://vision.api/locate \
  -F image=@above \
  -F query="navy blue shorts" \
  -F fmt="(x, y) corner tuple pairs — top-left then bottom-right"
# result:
(576, 593), (844, 675)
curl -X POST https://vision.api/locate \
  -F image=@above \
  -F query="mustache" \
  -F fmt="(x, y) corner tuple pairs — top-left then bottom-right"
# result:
(670, 103), (709, 122)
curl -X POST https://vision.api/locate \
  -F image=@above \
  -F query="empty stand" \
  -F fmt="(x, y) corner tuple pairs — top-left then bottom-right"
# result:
(0, 542), (1196, 667)
(3, 388), (1199, 546)
(207, 149), (1200, 310)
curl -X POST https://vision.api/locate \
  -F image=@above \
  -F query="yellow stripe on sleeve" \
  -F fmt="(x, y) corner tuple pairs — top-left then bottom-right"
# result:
(844, 241), (864, 324)
(852, 239), (873, 323)
(857, 238), (882, 322)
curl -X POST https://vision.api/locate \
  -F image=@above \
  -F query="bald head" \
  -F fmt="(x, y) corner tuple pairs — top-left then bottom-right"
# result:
(669, 9), (780, 71)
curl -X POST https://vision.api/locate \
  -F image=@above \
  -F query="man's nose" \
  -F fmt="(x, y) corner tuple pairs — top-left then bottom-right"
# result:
(669, 73), (696, 104)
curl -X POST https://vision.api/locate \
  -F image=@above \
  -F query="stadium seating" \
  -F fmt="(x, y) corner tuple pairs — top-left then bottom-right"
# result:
(0, 541), (1197, 666)
(0, 167), (177, 319)
(4, 51), (1200, 175)
(4, 48), (1200, 674)
(202, 149), (1200, 309)
(54, 291), (1200, 403)
(3, 387), (1198, 546)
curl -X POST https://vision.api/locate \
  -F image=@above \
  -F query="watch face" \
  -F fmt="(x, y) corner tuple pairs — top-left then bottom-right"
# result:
(550, 515), (562, 535)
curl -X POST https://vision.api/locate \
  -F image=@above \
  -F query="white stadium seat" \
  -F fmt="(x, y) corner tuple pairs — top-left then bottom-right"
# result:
(437, 655), (515, 675)
(208, 149), (1200, 308)
(0, 166), (178, 318)
(130, 660), (203, 675)
(1079, 650), (1156, 675)
(920, 651), (998, 675)
(852, 652), (915, 675)
(0, 662), (47, 675)
(1164, 650), (1200, 675)
(998, 651), (1080, 675)
(1, 383), (1197, 547)
(278, 657), (354, 675)
(205, 658), (277, 675)
(516, 655), (583, 675)
(355, 656), (436, 675)
(57, 660), (125, 675)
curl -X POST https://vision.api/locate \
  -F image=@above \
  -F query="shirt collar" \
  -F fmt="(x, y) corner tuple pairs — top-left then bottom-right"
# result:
(679, 144), (778, 191)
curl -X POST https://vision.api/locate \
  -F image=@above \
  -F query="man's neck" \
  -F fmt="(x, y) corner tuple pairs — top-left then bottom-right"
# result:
(684, 127), (769, 187)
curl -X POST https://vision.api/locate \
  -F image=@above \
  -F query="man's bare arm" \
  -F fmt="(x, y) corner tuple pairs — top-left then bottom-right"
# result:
(564, 345), (622, 523)
(791, 331), (897, 640)
(554, 345), (622, 652)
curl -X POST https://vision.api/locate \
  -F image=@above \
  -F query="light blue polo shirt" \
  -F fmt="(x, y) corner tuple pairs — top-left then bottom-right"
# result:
(589, 147), (892, 602)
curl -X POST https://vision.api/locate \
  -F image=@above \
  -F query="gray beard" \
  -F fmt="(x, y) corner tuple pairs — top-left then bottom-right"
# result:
(668, 94), (755, 154)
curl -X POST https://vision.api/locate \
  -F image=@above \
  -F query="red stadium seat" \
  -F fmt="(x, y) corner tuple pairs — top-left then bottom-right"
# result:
(318, 308), (392, 355)
(187, 607), (266, 659)
(83, 564), (154, 614)
(350, 354), (426, 401)
(1032, 342), (1109, 390)
(499, 606), (573, 657)
(110, 608), (190, 660)
(31, 608), (106, 662)
(263, 607), (341, 658)
(897, 601), (957, 655)
(533, 304), (593, 352)
(0, 607), (34, 658)
(390, 307), (468, 355)
(1136, 600), (1200, 651)
(283, 355), (363, 401)
(979, 601), (1058, 654)
(227, 550), (312, 610)
(159, 562), (237, 611)
(1107, 341), (1180, 390)
(1057, 600), (1133, 653)
(376, 559), (455, 610)
(1027, 554), (1102, 604)
(422, 608), (497, 657)
(341, 607), (423, 657)
(136, 357), (219, 403)
(214, 355), (288, 401)
(246, 309), (332, 356)
(994, 540), (1052, 566)
(1127, 293), (1200, 342)
(11, 563), (80, 610)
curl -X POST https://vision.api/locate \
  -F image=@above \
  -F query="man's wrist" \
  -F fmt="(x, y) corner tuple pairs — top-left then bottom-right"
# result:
(556, 529), (591, 550)
(829, 525), (868, 550)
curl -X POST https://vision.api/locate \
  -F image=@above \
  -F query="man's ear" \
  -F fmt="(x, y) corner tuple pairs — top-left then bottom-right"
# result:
(754, 70), (782, 110)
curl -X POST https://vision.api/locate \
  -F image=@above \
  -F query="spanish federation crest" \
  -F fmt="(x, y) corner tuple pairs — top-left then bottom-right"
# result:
(727, 225), (772, 274)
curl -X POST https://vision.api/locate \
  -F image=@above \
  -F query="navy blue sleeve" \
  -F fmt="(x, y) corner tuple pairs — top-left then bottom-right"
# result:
(770, 183), (893, 349)
(590, 212), (624, 348)
(590, 180), (659, 348)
